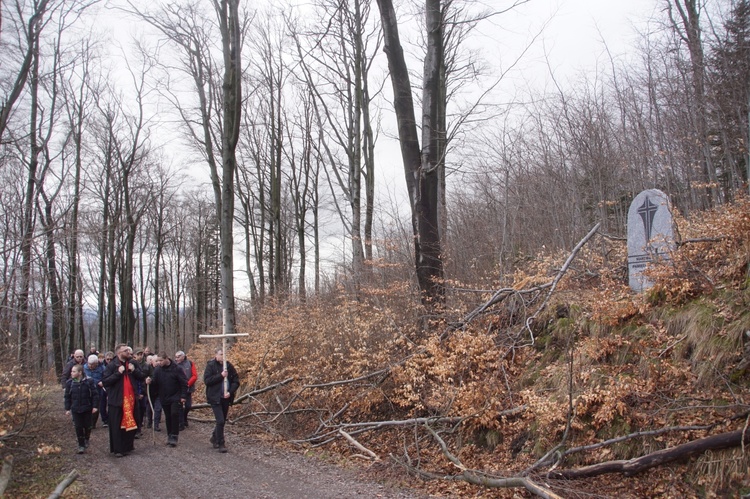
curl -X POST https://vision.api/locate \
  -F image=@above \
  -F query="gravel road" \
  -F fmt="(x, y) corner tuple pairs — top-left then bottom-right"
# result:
(66, 416), (433, 499)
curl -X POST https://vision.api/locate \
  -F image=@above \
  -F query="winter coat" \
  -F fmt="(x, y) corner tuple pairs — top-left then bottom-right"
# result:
(203, 359), (239, 405)
(84, 363), (105, 386)
(176, 358), (198, 393)
(151, 360), (188, 405)
(64, 378), (99, 413)
(61, 358), (84, 387)
(101, 357), (146, 407)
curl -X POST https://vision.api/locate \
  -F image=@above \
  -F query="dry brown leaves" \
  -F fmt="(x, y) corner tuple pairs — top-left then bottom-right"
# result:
(197, 197), (750, 497)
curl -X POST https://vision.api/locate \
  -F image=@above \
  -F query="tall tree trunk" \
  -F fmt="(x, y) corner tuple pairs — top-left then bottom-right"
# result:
(69, 102), (84, 352)
(42, 200), (63, 380)
(97, 159), (112, 352)
(18, 30), (42, 366)
(0, 0), (50, 139)
(214, 0), (242, 338)
(375, 0), (445, 307)
(669, 0), (720, 207)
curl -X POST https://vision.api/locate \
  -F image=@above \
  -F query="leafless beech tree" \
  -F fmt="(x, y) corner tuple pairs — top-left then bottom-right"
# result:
(0, 0), (52, 140)
(128, 0), (246, 337)
(289, 0), (381, 288)
(374, 0), (444, 308)
(666, 0), (721, 208)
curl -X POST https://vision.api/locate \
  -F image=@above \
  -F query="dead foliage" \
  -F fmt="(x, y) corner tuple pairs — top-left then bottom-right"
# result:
(195, 197), (750, 497)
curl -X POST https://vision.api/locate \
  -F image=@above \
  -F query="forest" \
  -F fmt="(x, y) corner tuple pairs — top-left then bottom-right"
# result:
(2, 0), (750, 496)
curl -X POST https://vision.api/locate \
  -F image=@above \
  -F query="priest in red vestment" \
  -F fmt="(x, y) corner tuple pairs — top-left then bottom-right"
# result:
(102, 344), (146, 457)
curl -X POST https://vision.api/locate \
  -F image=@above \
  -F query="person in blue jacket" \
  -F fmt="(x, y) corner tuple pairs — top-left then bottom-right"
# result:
(84, 355), (106, 429)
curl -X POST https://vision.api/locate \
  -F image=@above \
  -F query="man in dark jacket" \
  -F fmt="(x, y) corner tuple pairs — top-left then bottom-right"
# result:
(145, 352), (187, 447)
(204, 348), (240, 453)
(62, 349), (85, 387)
(102, 344), (146, 457)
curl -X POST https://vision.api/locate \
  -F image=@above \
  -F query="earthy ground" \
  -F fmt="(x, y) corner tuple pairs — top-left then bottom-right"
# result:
(4, 388), (440, 499)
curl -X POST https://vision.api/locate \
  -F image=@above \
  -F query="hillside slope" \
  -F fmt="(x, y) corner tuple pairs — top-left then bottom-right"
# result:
(217, 197), (750, 498)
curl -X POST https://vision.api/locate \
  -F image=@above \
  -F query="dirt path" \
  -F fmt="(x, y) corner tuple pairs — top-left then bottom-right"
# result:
(58, 411), (434, 498)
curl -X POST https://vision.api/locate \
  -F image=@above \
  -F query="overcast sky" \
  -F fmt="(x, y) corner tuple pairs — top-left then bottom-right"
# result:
(486, 0), (659, 89)
(92, 0), (665, 279)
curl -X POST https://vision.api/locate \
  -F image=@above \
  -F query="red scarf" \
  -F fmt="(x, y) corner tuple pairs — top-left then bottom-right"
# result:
(120, 361), (138, 431)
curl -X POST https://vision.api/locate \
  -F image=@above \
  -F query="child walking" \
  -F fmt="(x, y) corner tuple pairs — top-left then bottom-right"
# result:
(64, 364), (99, 454)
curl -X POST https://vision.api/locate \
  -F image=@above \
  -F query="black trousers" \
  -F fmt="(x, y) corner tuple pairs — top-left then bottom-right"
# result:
(71, 411), (92, 446)
(162, 400), (182, 438)
(211, 399), (231, 445)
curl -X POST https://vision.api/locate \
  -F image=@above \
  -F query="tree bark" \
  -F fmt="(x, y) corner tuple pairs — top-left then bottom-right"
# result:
(213, 0), (242, 337)
(375, 0), (445, 307)
(548, 428), (750, 479)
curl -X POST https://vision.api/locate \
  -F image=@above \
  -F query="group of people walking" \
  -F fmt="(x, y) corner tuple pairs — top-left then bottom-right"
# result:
(63, 345), (240, 456)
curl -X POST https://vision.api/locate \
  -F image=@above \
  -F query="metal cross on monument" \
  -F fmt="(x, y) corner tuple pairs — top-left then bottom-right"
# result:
(199, 329), (249, 395)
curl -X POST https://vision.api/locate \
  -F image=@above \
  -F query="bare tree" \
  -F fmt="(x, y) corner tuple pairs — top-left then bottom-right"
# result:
(375, 0), (444, 307)
(128, 0), (245, 338)
(0, 0), (52, 139)
(666, 0), (721, 208)
(290, 0), (381, 286)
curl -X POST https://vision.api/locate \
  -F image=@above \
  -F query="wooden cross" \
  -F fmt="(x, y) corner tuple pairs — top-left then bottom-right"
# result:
(199, 331), (249, 395)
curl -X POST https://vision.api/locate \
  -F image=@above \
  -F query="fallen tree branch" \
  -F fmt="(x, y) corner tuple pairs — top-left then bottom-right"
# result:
(453, 284), (552, 328)
(339, 416), (465, 431)
(233, 377), (295, 404)
(677, 236), (725, 246)
(522, 222), (601, 346)
(548, 428), (750, 479)
(291, 415), (466, 446)
(47, 469), (79, 499)
(558, 424), (715, 460)
(424, 423), (562, 498)
(339, 429), (380, 461)
(304, 369), (390, 389)
(457, 472), (564, 499)
(448, 223), (601, 339)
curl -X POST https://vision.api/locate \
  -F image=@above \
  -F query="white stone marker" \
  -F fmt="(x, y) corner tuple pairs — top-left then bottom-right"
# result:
(627, 189), (675, 292)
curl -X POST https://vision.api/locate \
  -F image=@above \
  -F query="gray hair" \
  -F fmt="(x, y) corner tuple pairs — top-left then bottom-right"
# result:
(175, 350), (185, 357)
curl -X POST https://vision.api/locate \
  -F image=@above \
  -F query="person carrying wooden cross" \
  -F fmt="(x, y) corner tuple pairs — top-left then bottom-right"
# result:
(203, 347), (240, 453)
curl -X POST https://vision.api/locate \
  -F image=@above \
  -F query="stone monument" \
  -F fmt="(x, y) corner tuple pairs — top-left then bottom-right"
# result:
(627, 189), (675, 292)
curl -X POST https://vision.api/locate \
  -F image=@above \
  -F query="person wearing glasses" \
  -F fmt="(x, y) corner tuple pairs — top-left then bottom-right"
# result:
(62, 350), (86, 387)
